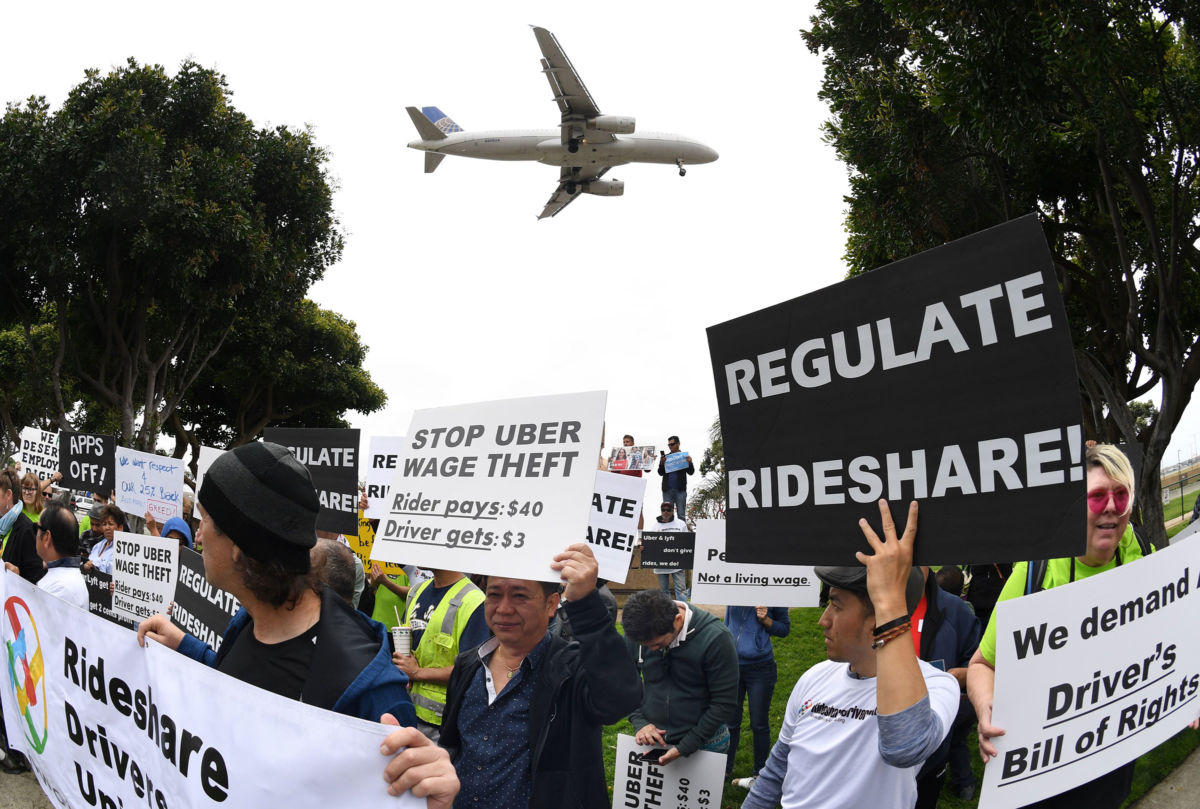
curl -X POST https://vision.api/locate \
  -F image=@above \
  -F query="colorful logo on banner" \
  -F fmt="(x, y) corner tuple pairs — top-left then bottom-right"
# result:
(3, 596), (48, 753)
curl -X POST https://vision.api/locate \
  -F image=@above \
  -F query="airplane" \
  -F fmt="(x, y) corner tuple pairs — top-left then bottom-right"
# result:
(405, 26), (718, 219)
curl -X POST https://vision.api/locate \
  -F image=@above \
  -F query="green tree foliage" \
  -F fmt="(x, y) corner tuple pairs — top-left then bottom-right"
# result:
(688, 418), (726, 520)
(170, 299), (386, 457)
(0, 59), (344, 450)
(0, 315), (66, 455)
(803, 1), (1200, 544)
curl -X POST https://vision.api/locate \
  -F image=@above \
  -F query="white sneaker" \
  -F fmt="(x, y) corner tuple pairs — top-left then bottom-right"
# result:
(732, 776), (757, 790)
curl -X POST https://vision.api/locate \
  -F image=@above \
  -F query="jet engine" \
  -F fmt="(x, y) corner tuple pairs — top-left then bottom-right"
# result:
(586, 115), (635, 134)
(581, 180), (625, 196)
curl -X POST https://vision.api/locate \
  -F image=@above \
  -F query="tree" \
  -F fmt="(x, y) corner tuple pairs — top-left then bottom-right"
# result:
(688, 418), (726, 521)
(802, 1), (1200, 544)
(0, 59), (343, 450)
(168, 298), (386, 456)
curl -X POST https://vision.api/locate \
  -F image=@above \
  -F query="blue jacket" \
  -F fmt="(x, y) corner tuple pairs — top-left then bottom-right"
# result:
(918, 575), (979, 673)
(178, 586), (417, 725)
(724, 606), (790, 665)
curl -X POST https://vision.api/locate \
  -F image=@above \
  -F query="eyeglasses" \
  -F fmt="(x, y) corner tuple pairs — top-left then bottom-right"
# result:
(660, 507), (674, 512)
(1087, 487), (1129, 514)
(21, 486), (37, 493)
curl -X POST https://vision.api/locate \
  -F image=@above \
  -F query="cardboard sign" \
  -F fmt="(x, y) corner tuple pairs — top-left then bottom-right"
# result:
(586, 471), (645, 583)
(0, 572), (424, 809)
(365, 435), (406, 519)
(18, 427), (59, 481)
(193, 444), (221, 506)
(640, 531), (696, 570)
(111, 531), (178, 623)
(372, 391), (606, 582)
(609, 445), (657, 473)
(980, 541), (1200, 809)
(613, 734), (725, 809)
(83, 568), (138, 631)
(664, 451), (691, 474)
(114, 447), (184, 523)
(690, 520), (820, 607)
(707, 216), (1082, 566)
(171, 547), (241, 652)
(58, 432), (115, 493)
(264, 428), (361, 534)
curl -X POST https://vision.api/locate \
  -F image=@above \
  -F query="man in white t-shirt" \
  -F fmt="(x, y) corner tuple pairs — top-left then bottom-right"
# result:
(649, 501), (690, 601)
(8, 502), (88, 610)
(742, 501), (959, 809)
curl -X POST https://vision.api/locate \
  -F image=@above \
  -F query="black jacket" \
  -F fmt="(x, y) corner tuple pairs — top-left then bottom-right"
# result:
(441, 589), (642, 809)
(2, 512), (43, 584)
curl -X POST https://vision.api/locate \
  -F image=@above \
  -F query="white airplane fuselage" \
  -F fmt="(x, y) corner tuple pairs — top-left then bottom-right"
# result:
(406, 129), (718, 168)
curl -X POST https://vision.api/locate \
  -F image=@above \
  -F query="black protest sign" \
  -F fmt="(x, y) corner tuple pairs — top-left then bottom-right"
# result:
(84, 569), (138, 631)
(264, 428), (360, 533)
(707, 215), (1083, 566)
(640, 531), (696, 570)
(171, 547), (241, 652)
(59, 432), (116, 493)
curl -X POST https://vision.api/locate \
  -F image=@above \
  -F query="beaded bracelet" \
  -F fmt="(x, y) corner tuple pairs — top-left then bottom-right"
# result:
(872, 614), (911, 637)
(870, 623), (911, 649)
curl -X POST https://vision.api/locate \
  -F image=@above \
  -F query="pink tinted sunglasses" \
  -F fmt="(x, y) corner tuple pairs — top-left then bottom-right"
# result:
(1087, 488), (1129, 514)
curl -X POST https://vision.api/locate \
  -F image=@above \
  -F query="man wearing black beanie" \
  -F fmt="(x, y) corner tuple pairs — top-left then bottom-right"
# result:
(138, 442), (459, 804)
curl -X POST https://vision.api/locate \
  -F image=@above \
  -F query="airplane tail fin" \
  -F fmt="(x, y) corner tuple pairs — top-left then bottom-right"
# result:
(424, 153), (446, 174)
(421, 106), (464, 135)
(406, 106), (447, 141)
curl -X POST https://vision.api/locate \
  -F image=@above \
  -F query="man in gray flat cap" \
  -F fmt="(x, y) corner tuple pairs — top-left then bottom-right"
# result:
(138, 442), (459, 804)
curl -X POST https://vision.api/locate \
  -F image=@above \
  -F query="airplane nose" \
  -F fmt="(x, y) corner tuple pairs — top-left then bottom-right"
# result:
(700, 144), (719, 163)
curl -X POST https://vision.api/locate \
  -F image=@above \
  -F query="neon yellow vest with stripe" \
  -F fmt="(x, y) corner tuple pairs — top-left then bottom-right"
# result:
(404, 576), (484, 725)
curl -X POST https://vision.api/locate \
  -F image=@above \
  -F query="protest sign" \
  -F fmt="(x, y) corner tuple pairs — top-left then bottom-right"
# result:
(640, 530), (696, 570)
(0, 572), (423, 809)
(979, 540), (1200, 809)
(365, 435), (406, 519)
(19, 427), (59, 481)
(586, 471), (645, 582)
(171, 547), (240, 652)
(707, 215), (1082, 566)
(58, 432), (115, 493)
(114, 446), (184, 523)
(264, 428), (361, 534)
(690, 520), (819, 607)
(664, 451), (690, 474)
(613, 734), (725, 809)
(372, 391), (606, 581)
(111, 531), (178, 624)
(346, 513), (407, 578)
(193, 444), (221, 504)
(83, 569), (138, 631)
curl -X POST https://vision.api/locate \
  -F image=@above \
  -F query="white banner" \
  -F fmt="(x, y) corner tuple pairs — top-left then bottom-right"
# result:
(613, 733), (725, 809)
(114, 447), (185, 523)
(0, 572), (422, 809)
(689, 520), (820, 607)
(372, 392), (606, 581)
(980, 540), (1200, 809)
(365, 436), (407, 519)
(193, 444), (222, 509)
(19, 427), (59, 481)
(112, 531), (178, 624)
(586, 471), (644, 583)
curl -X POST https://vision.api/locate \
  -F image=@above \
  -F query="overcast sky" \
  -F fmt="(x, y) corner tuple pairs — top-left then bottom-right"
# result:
(4, 1), (1196, 482)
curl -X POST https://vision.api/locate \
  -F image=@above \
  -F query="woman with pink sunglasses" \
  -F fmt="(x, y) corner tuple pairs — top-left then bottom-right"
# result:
(965, 443), (1152, 808)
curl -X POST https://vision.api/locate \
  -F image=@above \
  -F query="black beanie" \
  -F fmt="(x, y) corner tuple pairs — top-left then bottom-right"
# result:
(199, 442), (319, 573)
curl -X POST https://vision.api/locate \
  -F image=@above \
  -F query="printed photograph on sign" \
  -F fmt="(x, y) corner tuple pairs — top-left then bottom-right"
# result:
(371, 391), (606, 581)
(707, 216), (1084, 566)
(690, 520), (819, 607)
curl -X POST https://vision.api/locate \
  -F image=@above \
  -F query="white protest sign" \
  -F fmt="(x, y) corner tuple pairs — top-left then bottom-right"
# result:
(19, 427), (59, 481)
(372, 391), (606, 581)
(194, 443), (222, 506)
(690, 520), (820, 607)
(980, 540), (1200, 809)
(613, 733), (725, 809)
(114, 446), (184, 522)
(0, 571), (423, 809)
(586, 471), (645, 583)
(365, 435), (407, 519)
(112, 531), (178, 624)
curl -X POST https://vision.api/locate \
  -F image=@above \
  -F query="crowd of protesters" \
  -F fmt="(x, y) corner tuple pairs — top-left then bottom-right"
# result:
(1, 437), (1197, 808)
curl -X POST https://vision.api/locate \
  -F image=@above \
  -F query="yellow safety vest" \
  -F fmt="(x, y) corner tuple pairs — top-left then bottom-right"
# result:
(403, 576), (484, 724)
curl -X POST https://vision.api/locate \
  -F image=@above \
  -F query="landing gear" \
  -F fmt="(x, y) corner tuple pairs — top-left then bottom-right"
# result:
(676, 157), (687, 177)
(565, 181), (578, 195)
(567, 139), (581, 154)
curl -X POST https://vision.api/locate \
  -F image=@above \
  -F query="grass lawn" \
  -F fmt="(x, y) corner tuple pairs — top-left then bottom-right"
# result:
(601, 603), (1199, 808)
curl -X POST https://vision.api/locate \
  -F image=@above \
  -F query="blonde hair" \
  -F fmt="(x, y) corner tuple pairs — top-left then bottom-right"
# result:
(1085, 444), (1135, 515)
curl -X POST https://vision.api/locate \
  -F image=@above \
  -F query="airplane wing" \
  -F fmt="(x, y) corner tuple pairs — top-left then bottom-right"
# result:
(538, 166), (609, 220)
(531, 26), (616, 146)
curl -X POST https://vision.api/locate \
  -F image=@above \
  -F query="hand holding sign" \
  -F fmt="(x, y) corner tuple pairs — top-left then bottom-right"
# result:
(137, 613), (185, 651)
(856, 499), (919, 619)
(379, 717), (461, 806)
(551, 542), (598, 601)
